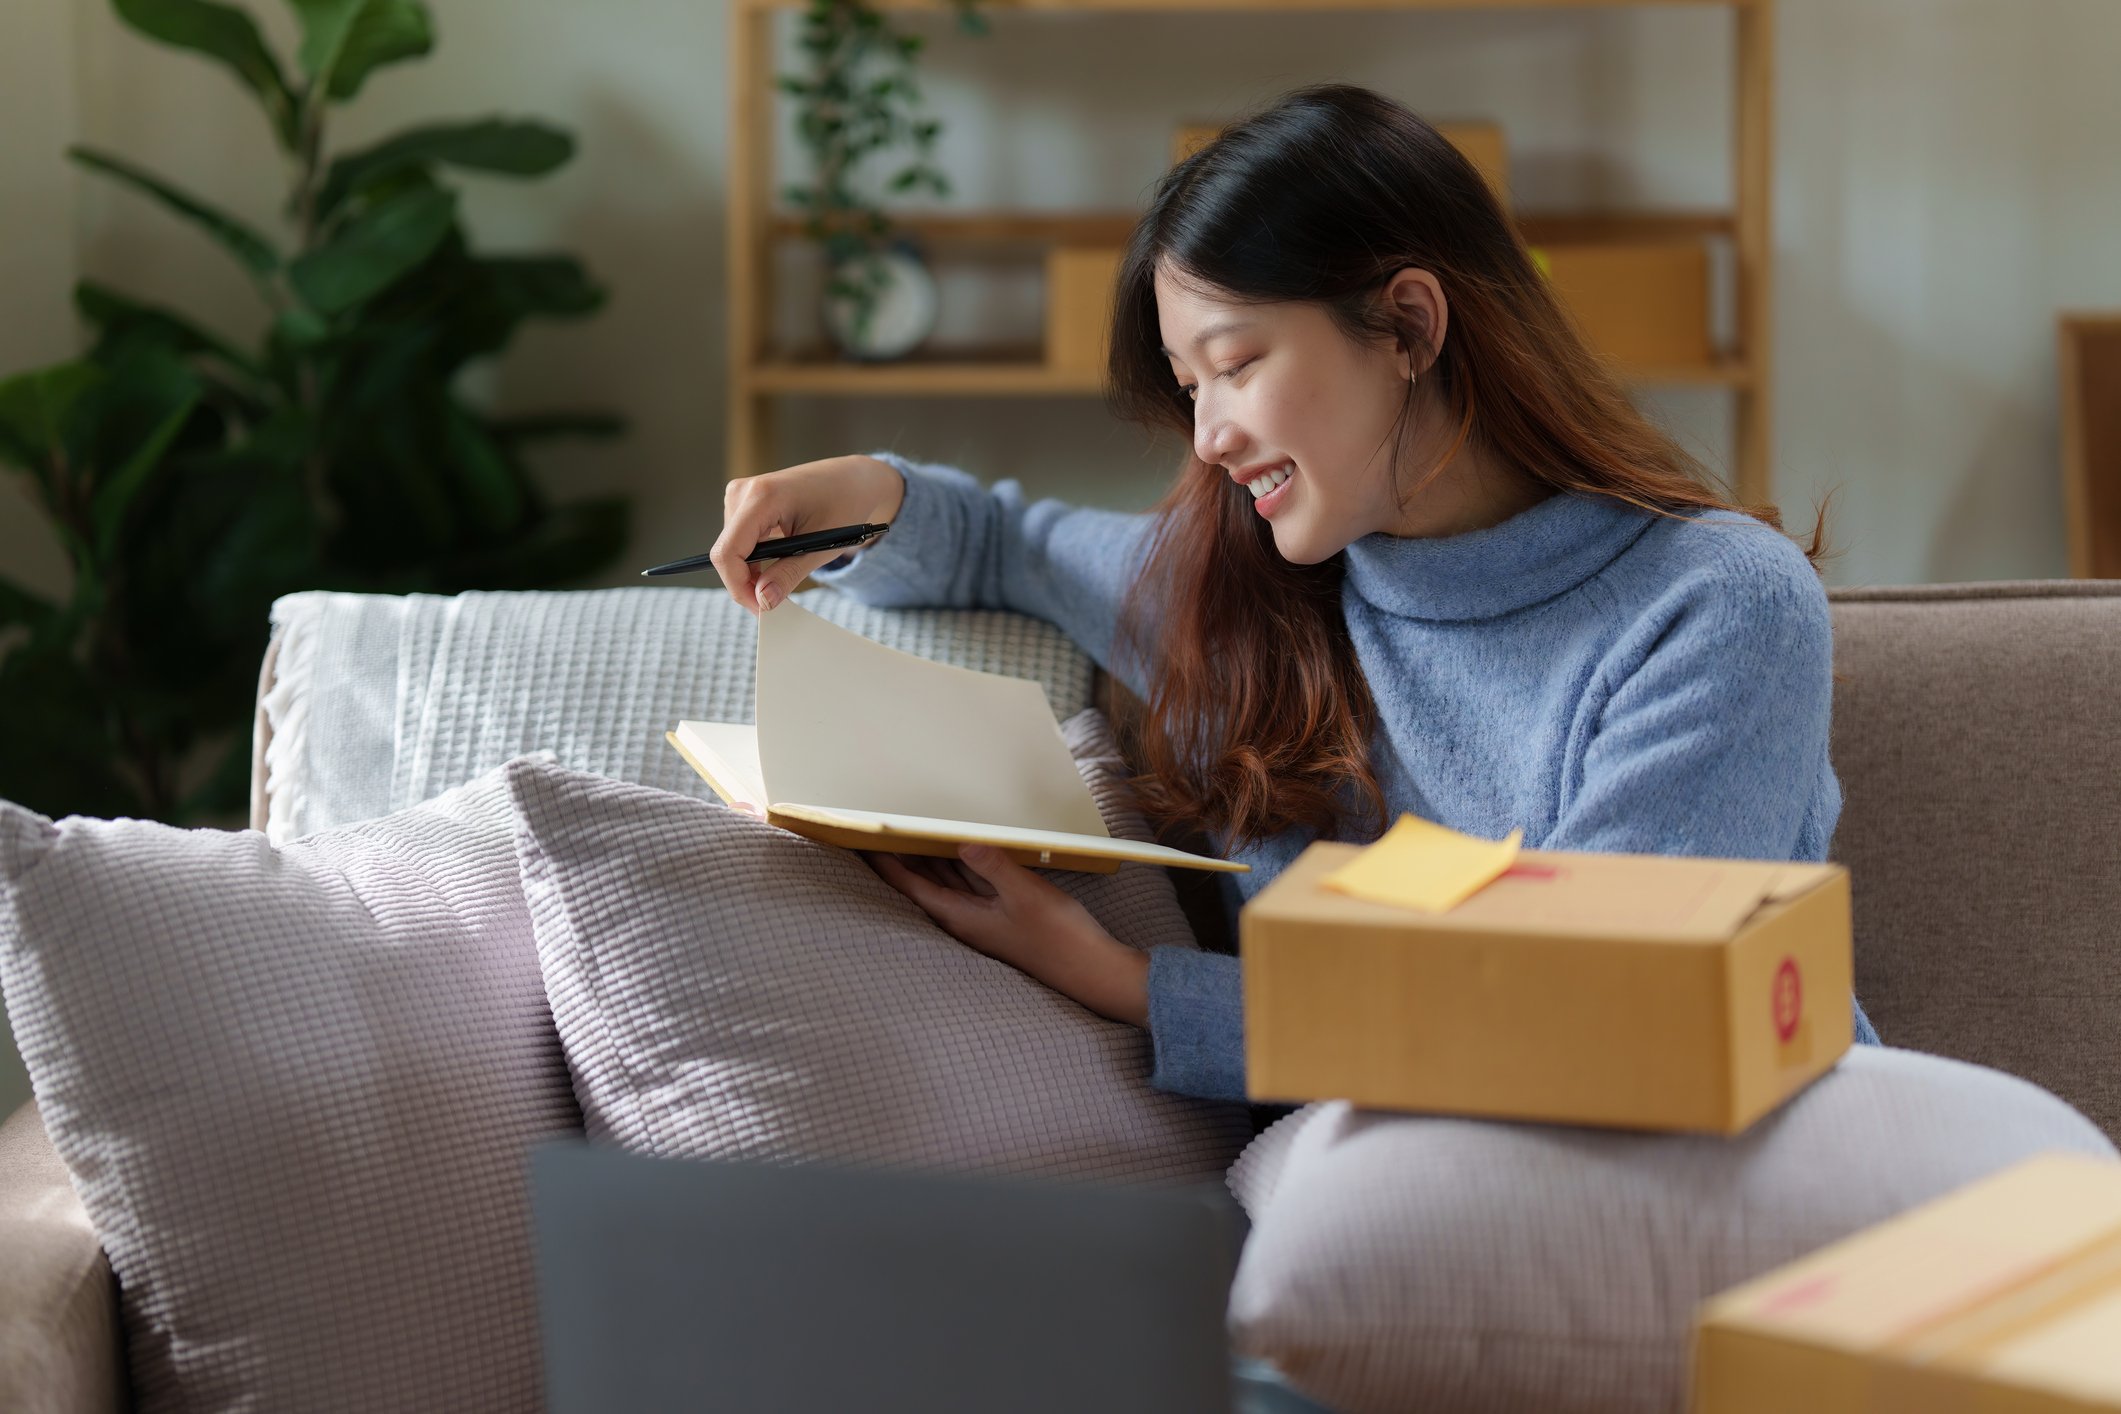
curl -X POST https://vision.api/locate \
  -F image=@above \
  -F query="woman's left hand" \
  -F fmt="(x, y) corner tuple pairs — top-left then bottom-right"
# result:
(866, 845), (1151, 1028)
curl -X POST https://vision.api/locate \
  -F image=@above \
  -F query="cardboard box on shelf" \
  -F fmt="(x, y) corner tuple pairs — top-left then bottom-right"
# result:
(1437, 121), (1510, 209)
(1171, 123), (1223, 165)
(1044, 247), (1123, 375)
(1239, 841), (1852, 1133)
(1535, 239), (1713, 370)
(1693, 1152), (2121, 1414)
(1171, 120), (1510, 210)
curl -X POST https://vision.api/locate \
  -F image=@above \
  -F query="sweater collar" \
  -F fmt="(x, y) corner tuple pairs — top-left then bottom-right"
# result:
(1341, 489), (1656, 622)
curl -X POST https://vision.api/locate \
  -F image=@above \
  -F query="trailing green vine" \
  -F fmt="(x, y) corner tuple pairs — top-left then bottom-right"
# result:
(779, 0), (987, 342)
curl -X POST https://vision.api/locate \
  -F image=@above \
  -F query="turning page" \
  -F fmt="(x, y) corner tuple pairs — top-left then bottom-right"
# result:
(754, 601), (1111, 839)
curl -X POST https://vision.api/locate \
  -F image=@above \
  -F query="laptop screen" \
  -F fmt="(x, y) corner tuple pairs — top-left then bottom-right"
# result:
(531, 1142), (1240, 1414)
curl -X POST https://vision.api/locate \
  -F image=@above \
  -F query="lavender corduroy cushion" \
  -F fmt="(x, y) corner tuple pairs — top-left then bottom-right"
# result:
(1224, 1047), (2117, 1414)
(0, 765), (580, 1413)
(507, 710), (1252, 1185)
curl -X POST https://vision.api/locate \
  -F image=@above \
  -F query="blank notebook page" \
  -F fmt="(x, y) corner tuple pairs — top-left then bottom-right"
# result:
(754, 601), (1109, 838)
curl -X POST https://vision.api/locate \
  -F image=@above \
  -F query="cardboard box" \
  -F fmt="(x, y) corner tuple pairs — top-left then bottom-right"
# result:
(1536, 239), (1713, 370)
(1044, 247), (1123, 375)
(1171, 120), (1510, 210)
(1239, 842), (1852, 1133)
(1693, 1153), (2121, 1413)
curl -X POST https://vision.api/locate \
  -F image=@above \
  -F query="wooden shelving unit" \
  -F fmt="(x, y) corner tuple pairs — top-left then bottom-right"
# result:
(727, 0), (1778, 502)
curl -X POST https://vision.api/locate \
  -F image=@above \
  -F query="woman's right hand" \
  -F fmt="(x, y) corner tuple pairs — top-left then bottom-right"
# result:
(710, 454), (906, 614)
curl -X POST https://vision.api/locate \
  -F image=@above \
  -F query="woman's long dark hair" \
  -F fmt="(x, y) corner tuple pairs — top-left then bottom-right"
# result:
(1106, 83), (1826, 852)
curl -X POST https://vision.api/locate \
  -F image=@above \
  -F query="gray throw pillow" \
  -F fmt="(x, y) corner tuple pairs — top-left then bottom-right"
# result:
(1224, 1047), (2117, 1414)
(0, 765), (579, 1413)
(507, 709), (1252, 1184)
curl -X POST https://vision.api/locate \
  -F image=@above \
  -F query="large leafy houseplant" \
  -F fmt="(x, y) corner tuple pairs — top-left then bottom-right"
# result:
(0, 0), (626, 824)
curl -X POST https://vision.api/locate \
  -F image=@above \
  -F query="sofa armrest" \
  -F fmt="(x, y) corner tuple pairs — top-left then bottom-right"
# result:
(0, 1101), (127, 1414)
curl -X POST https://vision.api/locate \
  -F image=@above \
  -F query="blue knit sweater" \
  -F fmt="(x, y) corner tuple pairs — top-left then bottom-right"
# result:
(814, 452), (1880, 1101)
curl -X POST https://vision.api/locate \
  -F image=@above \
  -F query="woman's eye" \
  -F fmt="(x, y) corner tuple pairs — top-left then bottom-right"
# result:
(1177, 358), (1251, 403)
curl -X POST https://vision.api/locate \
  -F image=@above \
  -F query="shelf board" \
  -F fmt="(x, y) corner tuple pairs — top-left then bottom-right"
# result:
(744, 352), (1754, 396)
(769, 209), (1736, 249)
(748, 355), (1104, 396)
(1517, 210), (1736, 244)
(770, 213), (1139, 247)
(745, 0), (1755, 11)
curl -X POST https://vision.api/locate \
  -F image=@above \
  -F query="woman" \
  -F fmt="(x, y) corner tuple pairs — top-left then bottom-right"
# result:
(710, 84), (1881, 1104)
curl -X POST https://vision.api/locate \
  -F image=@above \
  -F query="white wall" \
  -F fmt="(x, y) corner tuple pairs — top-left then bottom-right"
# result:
(2, 0), (2116, 1113)
(24, 0), (2120, 589)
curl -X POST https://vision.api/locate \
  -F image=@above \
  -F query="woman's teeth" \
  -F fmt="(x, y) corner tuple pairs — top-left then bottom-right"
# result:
(1245, 464), (1293, 499)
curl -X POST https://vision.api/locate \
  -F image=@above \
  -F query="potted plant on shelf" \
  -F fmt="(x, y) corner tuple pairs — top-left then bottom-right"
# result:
(780, 0), (986, 360)
(0, 0), (628, 825)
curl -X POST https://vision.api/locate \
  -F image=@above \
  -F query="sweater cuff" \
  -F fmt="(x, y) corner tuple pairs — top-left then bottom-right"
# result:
(1145, 946), (1249, 1102)
(806, 450), (971, 606)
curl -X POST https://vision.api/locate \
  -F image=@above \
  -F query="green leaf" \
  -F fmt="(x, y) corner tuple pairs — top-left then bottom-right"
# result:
(440, 399), (527, 536)
(481, 255), (605, 319)
(93, 381), (202, 561)
(288, 185), (457, 314)
(315, 118), (574, 221)
(286, 0), (370, 80)
(69, 147), (281, 277)
(326, 0), (433, 100)
(112, 0), (299, 149)
(75, 280), (265, 379)
(272, 306), (334, 351)
(0, 363), (103, 474)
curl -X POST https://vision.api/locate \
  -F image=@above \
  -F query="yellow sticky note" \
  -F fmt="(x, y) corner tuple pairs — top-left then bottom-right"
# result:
(1321, 814), (1524, 913)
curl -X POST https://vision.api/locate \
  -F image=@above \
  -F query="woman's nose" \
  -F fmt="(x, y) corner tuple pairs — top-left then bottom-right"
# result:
(1193, 404), (1246, 469)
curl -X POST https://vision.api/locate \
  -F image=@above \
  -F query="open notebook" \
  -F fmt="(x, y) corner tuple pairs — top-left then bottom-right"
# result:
(667, 601), (1247, 876)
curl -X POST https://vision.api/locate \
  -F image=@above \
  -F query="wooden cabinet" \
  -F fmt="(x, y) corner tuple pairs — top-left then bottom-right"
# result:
(726, 0), (1779, 501)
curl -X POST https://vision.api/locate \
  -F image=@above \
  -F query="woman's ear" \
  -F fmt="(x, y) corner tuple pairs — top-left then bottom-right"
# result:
(1383, 268), (1449, 378)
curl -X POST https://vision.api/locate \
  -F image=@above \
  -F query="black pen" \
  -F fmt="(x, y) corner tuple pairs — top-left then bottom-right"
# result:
(639, 523), (892, 578)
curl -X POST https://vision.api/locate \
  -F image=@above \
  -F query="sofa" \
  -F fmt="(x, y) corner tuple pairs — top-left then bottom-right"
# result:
(2, 577), (2116, 1413)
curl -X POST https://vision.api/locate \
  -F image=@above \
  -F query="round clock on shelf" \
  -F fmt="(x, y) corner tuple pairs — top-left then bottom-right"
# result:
(822, 244), (940, 362)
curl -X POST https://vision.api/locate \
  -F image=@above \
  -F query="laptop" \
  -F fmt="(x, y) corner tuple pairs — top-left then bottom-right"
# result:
(531, 1141), (1243, 1414)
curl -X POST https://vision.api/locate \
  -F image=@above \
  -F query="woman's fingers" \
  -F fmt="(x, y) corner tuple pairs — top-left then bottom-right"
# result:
(709, 480), (777, 611)
(869, 852), (1002, 917)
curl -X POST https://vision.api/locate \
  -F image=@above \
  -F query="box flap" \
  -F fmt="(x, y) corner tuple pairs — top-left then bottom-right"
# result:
(1252, 842), (1835, 944)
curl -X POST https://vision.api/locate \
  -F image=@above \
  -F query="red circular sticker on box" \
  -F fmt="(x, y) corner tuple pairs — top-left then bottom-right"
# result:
(1772, 957), (1803, 1043)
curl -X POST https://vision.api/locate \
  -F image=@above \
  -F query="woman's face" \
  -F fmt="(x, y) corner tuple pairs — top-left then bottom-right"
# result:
(1156, 262), (1422, 565)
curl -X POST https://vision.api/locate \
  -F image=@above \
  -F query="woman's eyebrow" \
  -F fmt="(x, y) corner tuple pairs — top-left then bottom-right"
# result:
(1159, 319), (1257, 358)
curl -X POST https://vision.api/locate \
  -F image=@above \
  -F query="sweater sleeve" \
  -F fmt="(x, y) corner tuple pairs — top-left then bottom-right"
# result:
(1144, 947), (1250, 1102)
(1546, 545), (1838, 862)
(808, 451), (1157, 689)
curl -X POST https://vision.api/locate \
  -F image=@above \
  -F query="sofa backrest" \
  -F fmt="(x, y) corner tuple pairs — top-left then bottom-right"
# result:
(252, 587), (1095, 844)
(1827, 582), (2120, 1143)
(248, 581), (2118, 1143)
